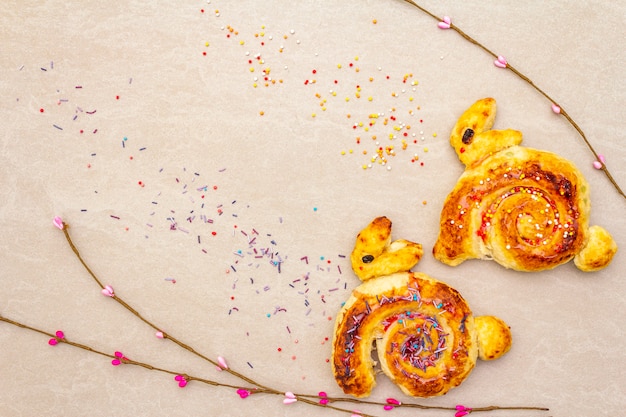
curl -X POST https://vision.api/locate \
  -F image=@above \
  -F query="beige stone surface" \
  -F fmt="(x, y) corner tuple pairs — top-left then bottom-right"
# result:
(1, 1), (624, 416)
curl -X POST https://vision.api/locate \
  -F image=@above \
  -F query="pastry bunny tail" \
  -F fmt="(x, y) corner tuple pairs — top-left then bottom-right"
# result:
(574, 225), (618, 271)
(474, 316), (512, 361)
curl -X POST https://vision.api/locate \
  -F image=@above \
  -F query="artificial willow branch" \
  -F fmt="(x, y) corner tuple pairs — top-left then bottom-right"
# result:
(39, 219), (550, 415)
(400, 0), (625, 200)
(0, 309), (550, 417)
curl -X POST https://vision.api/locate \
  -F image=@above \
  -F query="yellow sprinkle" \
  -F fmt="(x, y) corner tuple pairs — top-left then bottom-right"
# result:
(341, 150), (346, 155)
(355, 56), (359, 61)
(337, 64), (342, 69)
(205, 42), (210, 47)
(369, 113), (379, 119)
(259, 111), (265, 116)
(322, 107), (327, 111)
(252, 83), (258, 88)
(249, 67), (255, 72)
(368, 96), (373, 101)
(345, 97), (350, 102)
(432, 133), (437, 137)
(312, 113), (317, 118)
(409, 97), (414, 101)
(372, 19), (377, 24)
(424, 147), (429, 152)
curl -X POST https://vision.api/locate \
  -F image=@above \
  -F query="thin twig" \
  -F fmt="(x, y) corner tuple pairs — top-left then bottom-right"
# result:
(400, 0), (625, 199)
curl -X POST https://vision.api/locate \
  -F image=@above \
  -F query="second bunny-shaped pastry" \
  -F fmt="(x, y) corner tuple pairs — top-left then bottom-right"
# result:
(433, 98), (617, 272)
(332, 217), (512, 398)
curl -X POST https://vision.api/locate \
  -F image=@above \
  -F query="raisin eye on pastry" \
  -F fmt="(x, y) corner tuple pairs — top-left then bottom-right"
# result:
(433, 97), (617, 272)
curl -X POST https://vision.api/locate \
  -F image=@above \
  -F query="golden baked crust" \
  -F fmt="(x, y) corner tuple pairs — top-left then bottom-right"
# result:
(574, 225), (618, 271)
(351, 216), (423, 281)
(333, 217), (512, 398)
(433, 97), (617, 272)
(474, 316), (512, 361)
(331, 272), (478, 397)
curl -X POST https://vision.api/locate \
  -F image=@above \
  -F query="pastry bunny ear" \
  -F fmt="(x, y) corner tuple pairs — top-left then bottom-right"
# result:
(350, 217), (423, 281)
(474, 316), (512, 361)
(450, 97), (523, 168)
(574, 225), (618, 271)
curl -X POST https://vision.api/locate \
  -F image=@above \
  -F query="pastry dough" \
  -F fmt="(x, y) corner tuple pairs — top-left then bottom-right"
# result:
(351, 216), (423, 281)
(332, 217), (511, 398)
(433, 98), (617, 272)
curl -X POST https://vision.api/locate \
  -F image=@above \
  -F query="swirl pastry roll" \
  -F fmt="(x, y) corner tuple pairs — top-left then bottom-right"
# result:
(332, 217), (511, 398)
(331, 271), (511, 397)
(433, 97), (617, 272)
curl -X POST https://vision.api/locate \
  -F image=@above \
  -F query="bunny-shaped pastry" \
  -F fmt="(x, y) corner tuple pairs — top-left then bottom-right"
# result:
(433, 98), (617, 272)
(332, 217), (512, 398)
